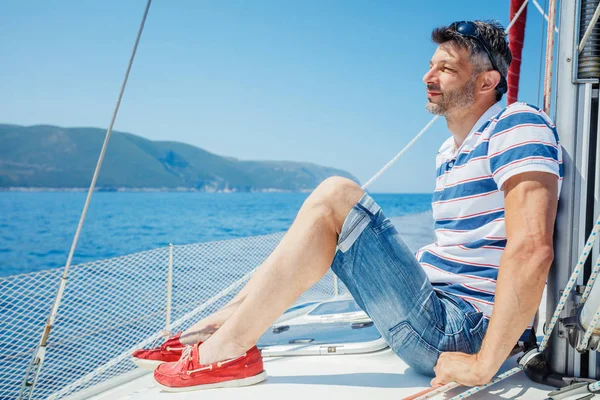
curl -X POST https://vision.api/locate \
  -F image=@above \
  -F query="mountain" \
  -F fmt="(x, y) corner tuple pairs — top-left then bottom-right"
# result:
(0, 124), (358, 192)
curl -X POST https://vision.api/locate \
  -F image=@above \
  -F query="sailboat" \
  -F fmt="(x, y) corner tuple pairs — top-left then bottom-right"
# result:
(2, 0), (600, 399)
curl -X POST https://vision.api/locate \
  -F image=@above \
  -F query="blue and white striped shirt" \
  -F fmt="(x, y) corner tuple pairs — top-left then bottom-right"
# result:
(416, 102), (563, 326)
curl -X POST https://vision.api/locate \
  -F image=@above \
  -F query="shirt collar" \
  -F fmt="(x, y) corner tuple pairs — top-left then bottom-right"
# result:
(468, 102), (503, 137)
(438, 102), (504, 156)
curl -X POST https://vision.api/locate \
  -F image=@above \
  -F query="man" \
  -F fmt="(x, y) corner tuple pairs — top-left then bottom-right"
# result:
(132, 20), (562, 390)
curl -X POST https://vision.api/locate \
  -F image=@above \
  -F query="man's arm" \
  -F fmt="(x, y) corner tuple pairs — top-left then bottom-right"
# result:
(431, 170), (558, 387)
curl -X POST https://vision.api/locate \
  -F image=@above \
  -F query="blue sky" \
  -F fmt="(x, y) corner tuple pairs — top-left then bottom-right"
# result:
(1, 1), (550, 193)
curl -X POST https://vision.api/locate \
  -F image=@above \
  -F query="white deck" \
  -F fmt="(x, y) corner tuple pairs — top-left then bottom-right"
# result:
(89, 350), (554, 400)
(86, 213), (559, 399)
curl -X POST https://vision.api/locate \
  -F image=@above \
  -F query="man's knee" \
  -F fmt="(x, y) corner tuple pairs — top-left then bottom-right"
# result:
(304, 176), (364, 230)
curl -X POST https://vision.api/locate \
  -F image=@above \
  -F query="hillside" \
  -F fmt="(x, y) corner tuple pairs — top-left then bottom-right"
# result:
(0, 124), (358, 192)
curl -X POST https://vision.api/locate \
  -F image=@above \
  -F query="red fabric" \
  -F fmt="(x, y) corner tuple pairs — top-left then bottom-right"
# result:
(154, 344), (264, 389)
(508, 0), (528, 104)
(132, 332), (188, 363)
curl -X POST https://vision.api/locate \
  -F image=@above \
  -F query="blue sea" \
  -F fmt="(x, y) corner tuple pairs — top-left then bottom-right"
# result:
(0, 192), (432, 277)
(0, 191), (431, 399)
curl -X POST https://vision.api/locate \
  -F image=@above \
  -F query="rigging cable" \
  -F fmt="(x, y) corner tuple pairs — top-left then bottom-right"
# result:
(17, 1), (153, 399)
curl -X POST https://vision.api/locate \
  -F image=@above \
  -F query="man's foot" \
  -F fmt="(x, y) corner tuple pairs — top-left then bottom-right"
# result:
(131, 332), (191, 371)
(153, 343), (266, 392)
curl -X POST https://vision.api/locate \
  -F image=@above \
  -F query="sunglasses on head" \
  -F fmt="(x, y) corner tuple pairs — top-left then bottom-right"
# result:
(450, 21), (508, 94)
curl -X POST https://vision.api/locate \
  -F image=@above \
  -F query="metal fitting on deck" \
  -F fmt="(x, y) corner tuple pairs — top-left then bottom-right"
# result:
(562, 305), (600, 352)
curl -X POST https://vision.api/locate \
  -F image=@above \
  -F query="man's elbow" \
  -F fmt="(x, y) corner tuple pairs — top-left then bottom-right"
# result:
(534, 245), (554, 274)
(505, 240), (554, 275)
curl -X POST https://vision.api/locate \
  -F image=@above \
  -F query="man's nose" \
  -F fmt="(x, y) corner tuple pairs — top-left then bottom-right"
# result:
(422, 67), (437, 85)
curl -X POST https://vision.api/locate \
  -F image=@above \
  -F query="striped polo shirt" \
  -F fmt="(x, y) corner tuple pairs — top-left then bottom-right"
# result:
(416, 102), (563, 326)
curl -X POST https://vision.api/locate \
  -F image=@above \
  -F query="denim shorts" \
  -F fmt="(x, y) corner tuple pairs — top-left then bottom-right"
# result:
(330, 193), (488, 376)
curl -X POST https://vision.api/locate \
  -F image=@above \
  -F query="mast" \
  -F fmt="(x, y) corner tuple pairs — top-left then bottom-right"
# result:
(549, 0), (600, 380)
(507, 0), (528, 104)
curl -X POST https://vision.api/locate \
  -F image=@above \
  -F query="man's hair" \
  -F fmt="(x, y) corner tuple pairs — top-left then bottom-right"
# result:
(431, 20), (512, 101)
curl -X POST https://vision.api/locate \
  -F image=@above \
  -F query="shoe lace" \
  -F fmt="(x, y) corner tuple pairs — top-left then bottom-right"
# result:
(184, 350), (249, 375)
(178, 345), (197, 371)
(180, 345), (192, 361)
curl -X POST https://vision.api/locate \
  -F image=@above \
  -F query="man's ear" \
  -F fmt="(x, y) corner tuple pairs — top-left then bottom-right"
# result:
(479, 70), (501, 94)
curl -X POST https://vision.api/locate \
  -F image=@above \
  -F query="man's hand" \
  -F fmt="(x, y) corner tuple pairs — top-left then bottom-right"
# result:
(431, 351), (492, 387)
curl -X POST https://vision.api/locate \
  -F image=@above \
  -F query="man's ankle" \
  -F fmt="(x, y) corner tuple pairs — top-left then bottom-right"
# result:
(180, 322), (221, 345)
(199, 338), (249, 365)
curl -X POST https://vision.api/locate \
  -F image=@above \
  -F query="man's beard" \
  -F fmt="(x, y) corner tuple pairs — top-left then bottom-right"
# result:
(426, 79), (476, 116)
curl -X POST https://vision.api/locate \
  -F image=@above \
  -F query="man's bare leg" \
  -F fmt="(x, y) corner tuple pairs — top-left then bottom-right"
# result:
(195, 177), (363, 365)
(181, 259), (284, 343)
(180, 210), (327, 344)
(180, 285), (248, 344)
(180, 177), (362, 345)
(181, 235), (312, 344)
(180, 264), (287, 345)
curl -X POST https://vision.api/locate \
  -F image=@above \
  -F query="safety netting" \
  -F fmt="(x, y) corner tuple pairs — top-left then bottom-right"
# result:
(1, 231), (347, 400)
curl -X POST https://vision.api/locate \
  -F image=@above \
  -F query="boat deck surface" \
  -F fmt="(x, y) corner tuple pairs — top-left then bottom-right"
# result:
(90, 349), (554, 400)
(87, 213), (558, 400)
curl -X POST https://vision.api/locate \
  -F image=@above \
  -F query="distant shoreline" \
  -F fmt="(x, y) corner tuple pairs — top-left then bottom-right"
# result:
(0, 187), (431, 195)
(1, 124), (360, 193)
(0, 187), (315, 193)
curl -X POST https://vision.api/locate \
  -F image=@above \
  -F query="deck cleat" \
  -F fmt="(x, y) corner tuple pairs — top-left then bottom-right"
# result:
(562, 306), (600, 352)
(547, 381), (598, 400)
(518, 347), (571, 389)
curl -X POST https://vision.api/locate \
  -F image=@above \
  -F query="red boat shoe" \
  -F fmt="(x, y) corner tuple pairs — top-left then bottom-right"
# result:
(131, 332), (190, 371)
(154, 343), (266, 392)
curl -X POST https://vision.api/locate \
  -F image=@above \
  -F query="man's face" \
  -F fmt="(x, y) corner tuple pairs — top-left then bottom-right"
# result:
(422, 43), (477, 116)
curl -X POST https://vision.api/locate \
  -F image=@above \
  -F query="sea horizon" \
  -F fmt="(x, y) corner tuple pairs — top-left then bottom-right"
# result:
(0, 191), (433, 277)
(0, 187), (431, 195)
